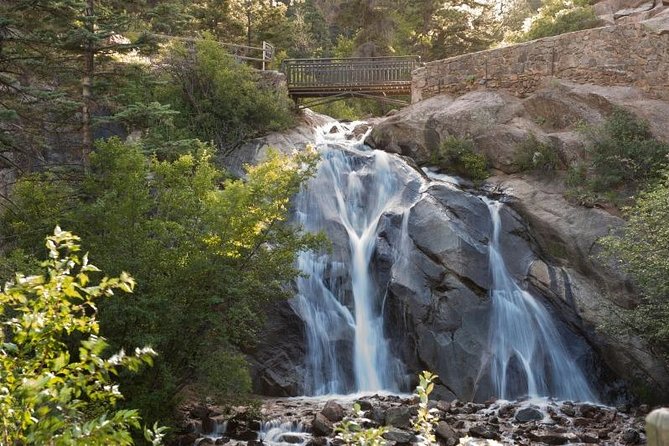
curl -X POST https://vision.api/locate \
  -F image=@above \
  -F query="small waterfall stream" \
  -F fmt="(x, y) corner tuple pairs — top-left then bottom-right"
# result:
(291, 121), (420, 395)
(484, 198), (596, 401)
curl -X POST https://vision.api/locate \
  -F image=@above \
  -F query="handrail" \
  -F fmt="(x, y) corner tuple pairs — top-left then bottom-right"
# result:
(150, 33), (274, 70)
(281, 56), (420, 91)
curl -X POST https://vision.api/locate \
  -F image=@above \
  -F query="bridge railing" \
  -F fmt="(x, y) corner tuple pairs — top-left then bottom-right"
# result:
(281, 56), (421, 92)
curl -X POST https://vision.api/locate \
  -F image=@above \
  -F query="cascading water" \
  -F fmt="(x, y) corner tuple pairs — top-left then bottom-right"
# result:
(291, 122), (420, 395)
(483, 197), (596, 401)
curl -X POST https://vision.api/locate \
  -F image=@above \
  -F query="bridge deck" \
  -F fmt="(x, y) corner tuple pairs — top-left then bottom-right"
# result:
(282, 56), (419, 100)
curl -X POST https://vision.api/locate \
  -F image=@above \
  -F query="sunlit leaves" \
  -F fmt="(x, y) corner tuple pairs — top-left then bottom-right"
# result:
(0, 228), (159, 445)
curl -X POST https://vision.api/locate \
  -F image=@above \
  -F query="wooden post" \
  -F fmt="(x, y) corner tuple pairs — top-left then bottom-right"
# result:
(647, 408), (669, 446)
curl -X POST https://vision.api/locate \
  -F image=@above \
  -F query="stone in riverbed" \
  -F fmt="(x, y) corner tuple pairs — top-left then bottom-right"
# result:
(306, 437), (327, 446)
(435, 421), (459, 444)
(468, 424), (501, 440)
(355, 399), (374, 411)
(312, 413), (334, 436)
(382, 428), (415, 444)
(528, 430), (579, 445)
(621, 428), (641, 444)
(321, 400), (345, 422)
(385, 406), (414, 429)
(515, 407), (544, 423)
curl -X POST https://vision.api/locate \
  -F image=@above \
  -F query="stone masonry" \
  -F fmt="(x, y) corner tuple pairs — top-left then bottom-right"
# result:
(411, 18), (669, 103)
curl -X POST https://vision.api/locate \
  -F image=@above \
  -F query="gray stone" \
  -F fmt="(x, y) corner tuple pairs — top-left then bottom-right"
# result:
(321, 400), (345, 422)
(312, 413), (334, 436)
(515, 407), (544, 423)
(382, 428), (415, 444)
(385, 406), (414, 429)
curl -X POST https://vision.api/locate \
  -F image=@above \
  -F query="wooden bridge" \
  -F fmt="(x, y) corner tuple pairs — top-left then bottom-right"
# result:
(281, 56), (420, 108)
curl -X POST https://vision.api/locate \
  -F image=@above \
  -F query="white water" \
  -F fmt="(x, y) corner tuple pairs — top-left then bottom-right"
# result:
(259, 420), (310, 446)
(484, 198), (596, 401)
(291, 121), (419, 395)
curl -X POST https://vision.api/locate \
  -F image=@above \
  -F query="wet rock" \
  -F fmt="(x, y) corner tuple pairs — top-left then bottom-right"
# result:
(174, 433), (199, 446)
(306, 437), (328, 446)
(312, 413), (334, 436)
(355, 399), (374, 411)
(366, 408), (386, 426)
(199, 439), (215, 446)
(437, 401), (452, 413)
(621, 428), (641, 444)
(579, 403), (600, 419)
(579, 431), (600, 443)
(190, 404), (211, 420)
(202, 415), (217, 435)
(573, 417), (592, 428)
(468, 424), (500, 440)
(281, 434), (306, 444)
(528, 430), (579, 445)
(321, 400), (345, 422)
(435, 421), (459, 443)
(515, 407), (544, 423)
(559, 404), (575, 417)
(382, 428), (415, 444)
(385, 406), (414, 429)
(498, 404), (515, 419)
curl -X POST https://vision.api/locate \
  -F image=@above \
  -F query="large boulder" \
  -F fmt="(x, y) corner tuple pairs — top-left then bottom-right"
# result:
(367, 81), (669, 175)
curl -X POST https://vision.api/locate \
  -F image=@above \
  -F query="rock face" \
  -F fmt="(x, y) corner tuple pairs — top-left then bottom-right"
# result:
(364, 82), (669, 403)
(367, 80), (669, 174)
(242, 87), (669, 402)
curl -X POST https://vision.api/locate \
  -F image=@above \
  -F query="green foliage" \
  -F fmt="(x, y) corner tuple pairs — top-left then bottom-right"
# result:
(0, 227), (164, 445)
(514, 134), (559, 172)
(565, 108), (669, 205)
(412, 371), (439, 445)
(159, 39), (295, 152)
(599, 174), (669, 359)
(431, 136), (489, 183)
(415, 0), (501, 60)
(1, 138), (322, 424)
(334, 403), (388, 446)
(510, 0), (601, 42)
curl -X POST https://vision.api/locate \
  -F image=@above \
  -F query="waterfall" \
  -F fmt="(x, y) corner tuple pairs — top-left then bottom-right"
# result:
(483, 198), (596, 401)
(291, 122), (419, 395)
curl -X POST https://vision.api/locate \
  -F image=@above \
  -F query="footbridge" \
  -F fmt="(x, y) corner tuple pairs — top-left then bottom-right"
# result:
(281, 56), (420, 108)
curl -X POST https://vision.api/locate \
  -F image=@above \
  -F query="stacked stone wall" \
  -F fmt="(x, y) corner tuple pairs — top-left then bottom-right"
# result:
(412, 22), (669, 102)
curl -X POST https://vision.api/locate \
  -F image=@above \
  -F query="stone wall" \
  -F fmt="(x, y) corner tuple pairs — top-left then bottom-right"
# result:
(412, 19), (669, 102)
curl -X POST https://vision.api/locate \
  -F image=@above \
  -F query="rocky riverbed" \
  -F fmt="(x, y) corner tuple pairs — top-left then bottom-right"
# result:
(173, 395), (651, 445)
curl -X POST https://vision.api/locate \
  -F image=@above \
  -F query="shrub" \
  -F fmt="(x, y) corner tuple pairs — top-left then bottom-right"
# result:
(0, 227), (163, 445)
(431, 136), (489, 182)
(1, 138), (322, 425)
(514, 134), (559, 172)
(599, 173), (669, 364)
(566, 108), (669, 205)
(160, 38), (296, 152)
(510, 0), (601, 43)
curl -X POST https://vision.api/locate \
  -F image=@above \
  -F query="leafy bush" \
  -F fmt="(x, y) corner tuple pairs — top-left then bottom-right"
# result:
(159, 38), (296, 153)
(599, 173), (669, 362)
(0, 227), (164, 445)
(412, 371), (439, 445)
(1, 138), (322, 424)
(334, 404), (388, 446)
(431, 136), (489, 182)
(510, 0), (601, 43)
(566, 108), (669, 205)
(514, 134), (560, 172)
(588, 108), (669, 188)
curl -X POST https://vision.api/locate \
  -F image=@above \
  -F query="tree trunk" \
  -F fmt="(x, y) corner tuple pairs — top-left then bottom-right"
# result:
(81, 0), (95, 166)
